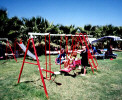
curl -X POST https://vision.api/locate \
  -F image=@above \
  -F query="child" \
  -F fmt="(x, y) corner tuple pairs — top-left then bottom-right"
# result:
(57, 48), (66, 64)
(80, 46), (88, 76)
(62, 51), (77, 69)
(105, 45), (113, 58)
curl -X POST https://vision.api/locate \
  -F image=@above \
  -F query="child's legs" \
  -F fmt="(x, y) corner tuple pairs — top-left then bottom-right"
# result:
(84, 66), (86, 74)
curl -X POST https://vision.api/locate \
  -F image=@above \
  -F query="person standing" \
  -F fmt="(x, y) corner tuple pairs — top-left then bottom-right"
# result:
(80, 46), (88, 76)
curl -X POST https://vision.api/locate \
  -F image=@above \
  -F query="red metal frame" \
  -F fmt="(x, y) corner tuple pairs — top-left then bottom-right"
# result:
(6, 40), (17, 62)
(45, 35), (48, 79)
(65, 35), (68, 58)
(60, 36), (62, 70)
(78, 33), (98, 73)
(18, 38), (49, 99)
(83, 33), (98, 69)
(56, 33), (98, 74)
(48, 34), (52, 80)
(63, 33), (98, 74)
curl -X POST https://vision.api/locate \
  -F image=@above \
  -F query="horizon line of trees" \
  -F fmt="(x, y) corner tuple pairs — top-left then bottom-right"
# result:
(0, 8), (122, 44)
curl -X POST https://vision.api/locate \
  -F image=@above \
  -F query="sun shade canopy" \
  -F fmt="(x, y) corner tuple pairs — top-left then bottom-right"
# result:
(91, 36), (121, 44)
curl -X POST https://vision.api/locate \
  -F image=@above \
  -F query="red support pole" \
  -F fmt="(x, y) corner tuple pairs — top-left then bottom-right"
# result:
(24, 61), (38, 65)
(83, 33), (92, 49)
(76, 36), (80, 51)
(79, 33), (95, 73)
(70, 36), (72, 55)
(73, 36), (76, 52)
(65, 35), (68, 58)
(20, 38), (23, 44)
(83, 33), (98, 69)
(49, 34), (51, 80)
(42, 69), (54, 74)
(74, 36), (77, 50)
(60, 36), (62, 70)
(7, 41), (17, 62)
(45, 35), (48, 79)
(31, 38), (48, 98)
(71, 35), (74, 54)
(6, 41), (8, 60)
(76, 33), (83, 46)
(18, 39), (30, 83)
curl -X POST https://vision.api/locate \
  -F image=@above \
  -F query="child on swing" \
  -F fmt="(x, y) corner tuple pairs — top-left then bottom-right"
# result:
(64, 51), (78, 70)
(56, 48), (66, 64)
(80, 46), (88, 76)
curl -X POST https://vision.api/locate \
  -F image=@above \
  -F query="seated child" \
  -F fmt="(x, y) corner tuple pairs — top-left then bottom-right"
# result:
(105, 45), (117, 58)
(64, 51), (79, 70)
(56, 48), (66, 64)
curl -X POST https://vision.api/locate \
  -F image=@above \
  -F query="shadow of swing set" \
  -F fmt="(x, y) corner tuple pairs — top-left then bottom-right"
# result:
(17, 32), (98, 99)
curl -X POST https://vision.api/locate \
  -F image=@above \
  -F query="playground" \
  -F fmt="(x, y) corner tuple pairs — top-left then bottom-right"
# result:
(0, 1), (122, 99)
(0, 52), (122, 100)
(0, 32), (122, 100)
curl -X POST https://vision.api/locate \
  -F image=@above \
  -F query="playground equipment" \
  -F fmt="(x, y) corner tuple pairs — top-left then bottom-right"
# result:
(79, 33), (98, 73)
(60, 59), (81, 72)
(53, 34), (92, 69)
(0, 38), (17, 62)
(18, 33), (52, 99)
(18, 32), (98, 98)
(18, 42), (36, 60)
(70, 33), (98, 74)
(53, 33), (98, 74)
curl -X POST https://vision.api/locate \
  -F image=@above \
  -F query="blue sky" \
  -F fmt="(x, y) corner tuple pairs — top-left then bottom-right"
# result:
(0, 0), (122, 27)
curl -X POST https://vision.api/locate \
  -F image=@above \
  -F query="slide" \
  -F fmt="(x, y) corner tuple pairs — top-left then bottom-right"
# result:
(18, 42), (36, 60)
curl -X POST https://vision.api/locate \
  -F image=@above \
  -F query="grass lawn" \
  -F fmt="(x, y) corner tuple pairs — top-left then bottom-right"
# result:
(0, 52), (122, 100)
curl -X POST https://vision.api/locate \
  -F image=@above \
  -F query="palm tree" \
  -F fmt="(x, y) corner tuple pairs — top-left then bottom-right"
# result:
(0, 9), (9, 38)
(77, 27), (85, 33)
(106, 24), (114, 36)
(84, 24), (92, 35)
(59, 24), (77, 34)
(115, 26), (122, 38)
(7, 16), (23, 41)
(59, 25), (70, 34)
(93, 25), (102, 38)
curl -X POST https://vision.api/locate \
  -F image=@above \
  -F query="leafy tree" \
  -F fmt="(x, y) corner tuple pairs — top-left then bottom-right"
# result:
(84, 24), (92, 35)
(0, 8), (122, 48)
(0, 8), (9, 38)
(7, 16), (23, 41)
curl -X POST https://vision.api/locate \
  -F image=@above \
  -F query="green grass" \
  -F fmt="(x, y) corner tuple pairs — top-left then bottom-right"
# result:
(0, 52), (122, 100)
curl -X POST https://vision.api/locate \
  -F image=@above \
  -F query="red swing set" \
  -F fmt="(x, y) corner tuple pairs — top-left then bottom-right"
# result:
(0, 38), (17, 62)
(77, 33), (98, 72)
(54, 33), (98, 73)
(18, 33), (53, 99)
(17, 32), (98, 99)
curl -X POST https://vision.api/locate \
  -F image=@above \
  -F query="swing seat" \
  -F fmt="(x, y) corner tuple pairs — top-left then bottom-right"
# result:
(73, 59), (81, 66)
(60, 59), (81, 72)
(61, 68), (72, 72)
(69, 59), (81, 70)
